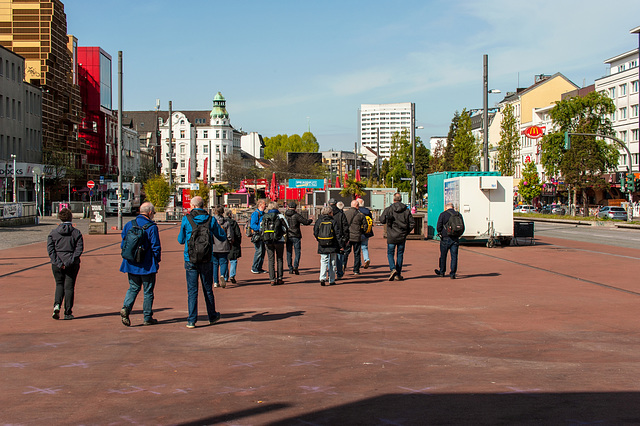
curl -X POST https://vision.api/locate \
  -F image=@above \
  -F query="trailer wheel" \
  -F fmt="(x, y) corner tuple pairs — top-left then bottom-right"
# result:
(486, 239), (496, 248)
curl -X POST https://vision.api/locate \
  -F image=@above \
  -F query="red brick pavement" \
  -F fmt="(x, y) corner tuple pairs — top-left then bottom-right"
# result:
(1, 223), (640, 425)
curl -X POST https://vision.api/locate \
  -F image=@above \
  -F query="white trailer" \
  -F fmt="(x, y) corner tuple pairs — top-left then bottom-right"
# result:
(105, 182), (142, 215)
(444, 175), (513, 247)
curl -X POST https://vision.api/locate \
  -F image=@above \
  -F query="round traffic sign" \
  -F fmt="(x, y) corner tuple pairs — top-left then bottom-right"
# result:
(87, 180), (95, 189)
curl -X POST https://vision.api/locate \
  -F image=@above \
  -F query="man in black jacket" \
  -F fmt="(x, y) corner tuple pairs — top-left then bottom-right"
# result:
(343, 199), (366, 276)
(379, 193), (415, 281)
(328, 198), (349, 279)
(313, 206), (343, 286)
(285, 201), (312, 275)
(435, 202), (465, 279)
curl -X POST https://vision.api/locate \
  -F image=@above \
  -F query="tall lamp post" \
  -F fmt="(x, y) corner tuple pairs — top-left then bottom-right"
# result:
(11, 154), (16, 202)
(482, 54), (501, 172)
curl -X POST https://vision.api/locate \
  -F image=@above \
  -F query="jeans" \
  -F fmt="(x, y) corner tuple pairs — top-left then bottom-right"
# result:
(265, 242), (284, 282)
(286, 236), (301, 271)
(439, 237), (459, 276)
(319, 253), (337, 283)
(252, 240), (265, 272)
(184, 261), (217, 325)
(361, 235), (370, 262)
(228, 259), (237, 278)
(123, 273), (156, 322)
(52, 263), (80, 315)
(387, 242), (406, 274)
(212, 252), (228, 284)
(342, 241), (362, 273)
(336, 250), (344, 277)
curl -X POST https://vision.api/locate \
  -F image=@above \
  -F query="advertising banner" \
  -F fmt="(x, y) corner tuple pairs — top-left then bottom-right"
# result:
(288, 179), (324, 189)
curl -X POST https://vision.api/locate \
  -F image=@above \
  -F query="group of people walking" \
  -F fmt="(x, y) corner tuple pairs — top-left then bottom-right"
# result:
(46, 194), (464, 327)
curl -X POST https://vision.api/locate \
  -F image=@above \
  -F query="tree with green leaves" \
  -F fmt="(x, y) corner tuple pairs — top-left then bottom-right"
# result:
(518, 161), (541, 203)
(143, 174), (174, 211)
(429, 139), (446, 173)
(540, 91), (618, 216)
(414, 142), (430, 200)
(189, 180), (211, 206)
(340, 176), (366, 200)
(385, 130), (412, 192)
(443, 112), (459, 171)
(263, 132), (320, 159)
(452, 109), (480, 171)
(496, 103), (519, 176)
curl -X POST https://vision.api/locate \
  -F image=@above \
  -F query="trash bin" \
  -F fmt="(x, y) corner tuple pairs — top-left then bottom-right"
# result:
(514, 221), (534, 245)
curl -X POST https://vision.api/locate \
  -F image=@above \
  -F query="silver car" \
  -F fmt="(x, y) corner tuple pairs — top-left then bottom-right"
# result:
(597, 206), (627, 220)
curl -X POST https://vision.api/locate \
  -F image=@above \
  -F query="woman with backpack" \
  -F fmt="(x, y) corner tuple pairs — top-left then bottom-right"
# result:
(212, 206), (232, 288)
(313, 206), (343, 286)
(260, 202), (288, 286)
(225, 209), (242, 284)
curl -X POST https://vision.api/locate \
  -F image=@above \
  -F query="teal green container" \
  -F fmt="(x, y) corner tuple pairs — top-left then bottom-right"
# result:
(427, 171), (500, 239)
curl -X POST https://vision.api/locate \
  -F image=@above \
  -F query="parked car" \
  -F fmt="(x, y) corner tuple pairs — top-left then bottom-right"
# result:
(551, 205), (566, 215)
(596, 206), (627, 220)
(514, 205), (536, 213)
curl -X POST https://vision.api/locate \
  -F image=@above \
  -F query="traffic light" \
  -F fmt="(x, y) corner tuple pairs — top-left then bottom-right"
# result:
(625, 173), (635, 193)
(635, 177), (640, 193)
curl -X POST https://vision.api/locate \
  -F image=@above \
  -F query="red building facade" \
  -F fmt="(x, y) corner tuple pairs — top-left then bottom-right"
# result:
(77, 47), (116, 178)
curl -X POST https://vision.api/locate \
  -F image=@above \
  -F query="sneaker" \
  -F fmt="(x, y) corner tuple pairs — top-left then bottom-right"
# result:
(389, 270), (397, 281)
(260, 269), (268, 274)
(251, 269), (261, 274)
(209, 312), (221, 325)
(363, 260), (370, 269)
(289, 269), (294, 274)
(214, 283), (219, 288)
(277, 279), (284, 285)
(450, 273), (456, 279)
(52, 304), (60, 320)
(329, 282), (336, 285)
(294, 268), (299, 275)
(270, 281), (276, 286)
(220, 277), (227, 288)
(320, 280), (326, 286)
(230, 276), (236, 284)
(394, 274), (404, 281)
(64, 314), (74, 320)
(186, 323), (196, 329)
(353, 272), (360, 276)
(120, 308), (131, 327)
(434, 269), (445, 277)
(143, 318), (158, 326)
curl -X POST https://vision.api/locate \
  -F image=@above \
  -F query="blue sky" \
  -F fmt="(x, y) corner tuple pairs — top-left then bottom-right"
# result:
(64, 0), (640, 151)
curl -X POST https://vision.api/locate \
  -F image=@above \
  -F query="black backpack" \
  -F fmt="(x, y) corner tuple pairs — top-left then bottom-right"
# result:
(316, 219), (336, 247)
(445, 211), (465, 238)
(260, 212), (283, 243)
(121, 219), (152, 264)
(186, 214), (213, 263)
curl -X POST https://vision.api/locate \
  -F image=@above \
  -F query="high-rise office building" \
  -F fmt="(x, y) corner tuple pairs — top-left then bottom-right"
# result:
(0, 0), (84, 175)
(359, 102), (414, 164)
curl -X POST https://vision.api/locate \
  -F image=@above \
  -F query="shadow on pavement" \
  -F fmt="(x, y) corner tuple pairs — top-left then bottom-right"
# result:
(176, 403), (291, 426)
(266, 392), (640, 425)
(73, 307), (173, 320)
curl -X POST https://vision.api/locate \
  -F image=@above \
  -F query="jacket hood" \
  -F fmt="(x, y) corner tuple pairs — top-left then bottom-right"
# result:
(189, 208), (211, 224)
(285, 209), (296, 217)
(392, 202), (408, 213)
(56, 222), (75, 236)
(267, 209), (280, 214)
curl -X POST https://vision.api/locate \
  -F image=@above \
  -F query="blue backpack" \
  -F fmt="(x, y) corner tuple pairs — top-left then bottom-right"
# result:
(121, 219), (152, 263)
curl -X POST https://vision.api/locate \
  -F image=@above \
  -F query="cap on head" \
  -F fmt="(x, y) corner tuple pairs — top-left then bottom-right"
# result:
(288, 201), (297, 209)
(328, 198), (337, 205)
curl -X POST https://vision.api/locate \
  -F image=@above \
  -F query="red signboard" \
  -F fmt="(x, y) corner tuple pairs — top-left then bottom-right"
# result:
(87, 180), (95, 189)
(524, 126), (545, 139)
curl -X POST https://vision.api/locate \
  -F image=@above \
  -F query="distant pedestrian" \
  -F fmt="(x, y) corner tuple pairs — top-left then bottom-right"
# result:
(285, 201), (312, 275)
(225, 210), (242, 284)
(358, 198), (374, 269)
(261, 202), (289, 285)
(435, 202), (465, 279)
(177, 196), (227, 328)
(119, 202), (161, 326)
(212, 206), (232, 288)
(380, 193), (415, 281)
(328, 198), (349, 279)
(343, 199), (366, 275)
(250, 199), (267, 274)
(47, 208), (84, 320)
(314, 206), (343, 286)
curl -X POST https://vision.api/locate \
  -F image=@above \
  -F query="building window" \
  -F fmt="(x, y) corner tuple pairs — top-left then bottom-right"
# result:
(609, 87), (616, 98)
(633, 80), (639, 93)
(203, 130), (208, 138)
(223, 131), (227, 139)
(632, 104), (639, 118)
(632, 129), (639, 141)
(180, 176), (185, 183)
(620, 130), (627, 142)
(180, 130), (185, 138)
(180, 159), (185, 168)
(620, 107), (627, 119)
(620, 64), (626, 72)
(180, 144), (185, 154)
(203, 145), (208, 154)
(620, 84), (627, 96)
(216, 130), (220, 138)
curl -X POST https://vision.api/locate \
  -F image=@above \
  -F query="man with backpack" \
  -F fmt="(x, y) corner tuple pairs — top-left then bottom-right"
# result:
(284, 201), (312, 275)
(177, 196), (227, 329)
(260, 202), (289, 286)
(313, 206), (343, 286)
(380, 193), (415, 281)
(328, 198), (349, 279)
(435, 202), (465, 279)
(358, 198), (374, 269)
(119, 202), (162, 327)
(342, 199), (366, 276)
(225, 210), (242, 284)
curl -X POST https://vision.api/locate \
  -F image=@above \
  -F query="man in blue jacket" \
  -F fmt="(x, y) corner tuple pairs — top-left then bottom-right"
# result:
(120, 202), (162, 327)
(250, 199), (267, 274)
(177, 196), (227, 329)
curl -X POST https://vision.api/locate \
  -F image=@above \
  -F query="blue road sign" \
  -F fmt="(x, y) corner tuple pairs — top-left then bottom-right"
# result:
(288, 179), (324, 189)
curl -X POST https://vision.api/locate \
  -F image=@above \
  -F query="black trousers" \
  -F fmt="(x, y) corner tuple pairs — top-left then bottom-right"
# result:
(52, 263), (80, 315)
(342, 241), (362, 273)
(265, 243), (285, 282)
(439, 237), (459, 276)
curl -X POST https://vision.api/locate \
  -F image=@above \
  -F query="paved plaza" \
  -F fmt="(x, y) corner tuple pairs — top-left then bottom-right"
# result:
(1, 220), (640, 425)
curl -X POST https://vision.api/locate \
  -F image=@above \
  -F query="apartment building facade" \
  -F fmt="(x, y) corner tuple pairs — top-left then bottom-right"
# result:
(359, 102), (414, 162)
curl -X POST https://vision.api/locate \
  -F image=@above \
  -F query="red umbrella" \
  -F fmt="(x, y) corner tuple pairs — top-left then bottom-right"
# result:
(270, 172), (277, 201)
(336, 176), (340, 188)
(355, 168), (361, 182)
(344, 172), (349, 185)
(203, 157), (208, 184)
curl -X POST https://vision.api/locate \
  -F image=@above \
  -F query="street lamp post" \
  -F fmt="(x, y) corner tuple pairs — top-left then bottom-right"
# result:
(482, 55), (502, 172)
(11, 154), (16, 202)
